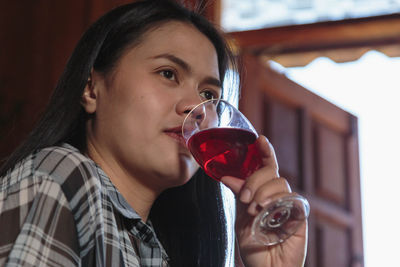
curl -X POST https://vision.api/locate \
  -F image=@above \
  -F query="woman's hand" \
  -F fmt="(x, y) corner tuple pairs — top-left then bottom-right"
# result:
(221, 136), (308, 267)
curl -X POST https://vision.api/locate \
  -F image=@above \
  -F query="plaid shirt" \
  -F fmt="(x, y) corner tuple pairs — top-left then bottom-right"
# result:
(0, 144), (169, 266)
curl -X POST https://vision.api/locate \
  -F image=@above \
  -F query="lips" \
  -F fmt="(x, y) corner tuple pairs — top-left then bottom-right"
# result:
(164, 126), (187, 146)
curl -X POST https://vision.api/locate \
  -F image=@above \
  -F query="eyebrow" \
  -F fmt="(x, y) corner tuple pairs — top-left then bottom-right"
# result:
(153, 53), (192, 73)
(202, 76), (222, 88)
(151, 53), (222, 88)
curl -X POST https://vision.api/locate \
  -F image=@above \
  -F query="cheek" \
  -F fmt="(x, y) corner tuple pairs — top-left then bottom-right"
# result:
(131, 96), (168, 129)
(135, 88), (178, 120)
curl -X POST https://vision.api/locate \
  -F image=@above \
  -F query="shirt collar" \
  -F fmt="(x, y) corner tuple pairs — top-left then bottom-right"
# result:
(96, 162), (143, 220)
(61, 143), (142, 221)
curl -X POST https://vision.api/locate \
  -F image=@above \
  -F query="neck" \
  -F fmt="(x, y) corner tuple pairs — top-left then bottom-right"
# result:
(86, 140), (159, 222)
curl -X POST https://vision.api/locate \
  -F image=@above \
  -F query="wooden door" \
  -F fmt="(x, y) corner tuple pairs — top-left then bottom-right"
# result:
(239, 54), (364, 267)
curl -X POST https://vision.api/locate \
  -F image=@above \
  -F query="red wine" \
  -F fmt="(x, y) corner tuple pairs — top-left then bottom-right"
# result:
(188, 127), (262, 181)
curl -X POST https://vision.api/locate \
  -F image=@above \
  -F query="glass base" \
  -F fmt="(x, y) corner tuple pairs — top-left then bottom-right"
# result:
(251, 195), (310, 246)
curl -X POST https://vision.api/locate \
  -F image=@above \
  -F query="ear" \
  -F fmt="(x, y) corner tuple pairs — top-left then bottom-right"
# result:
(81, 70), (98, 114)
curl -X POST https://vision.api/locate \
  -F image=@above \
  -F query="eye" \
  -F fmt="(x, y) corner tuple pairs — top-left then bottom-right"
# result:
(159, 69), (176, 81)
(200, 90), (219, 100)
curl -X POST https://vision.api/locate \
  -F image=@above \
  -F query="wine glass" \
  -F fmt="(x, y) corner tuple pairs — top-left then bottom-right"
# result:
(182, 98), (310, 246)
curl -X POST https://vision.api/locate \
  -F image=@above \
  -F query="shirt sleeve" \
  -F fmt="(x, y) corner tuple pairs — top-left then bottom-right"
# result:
(0, 177), (80, 266)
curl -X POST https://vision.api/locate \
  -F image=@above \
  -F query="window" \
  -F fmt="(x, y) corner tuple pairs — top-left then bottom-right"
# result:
(222, 0), (400, 31)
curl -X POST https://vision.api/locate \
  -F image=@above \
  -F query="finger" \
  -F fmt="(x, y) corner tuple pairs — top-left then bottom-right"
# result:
(256, 135), (279, 175)
(222, 136), (279, 203)
(248, 192), (299, 216)
(253, 177), (292, 202)
(246, 178), (292, 215)
(220, 175), (245, 195)
(220, 175), (268, 208)
(237, 167), (278, 204)
(237, 136), (280, 204)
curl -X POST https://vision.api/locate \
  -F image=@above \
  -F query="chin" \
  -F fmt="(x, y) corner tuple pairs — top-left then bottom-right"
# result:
(154, 151), (198, 188)
(164, 156), (198, 187)
(158, 172), (191, 190)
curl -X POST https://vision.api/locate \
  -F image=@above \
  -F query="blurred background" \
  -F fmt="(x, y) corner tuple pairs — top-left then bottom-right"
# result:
(1, 1), (400, 266)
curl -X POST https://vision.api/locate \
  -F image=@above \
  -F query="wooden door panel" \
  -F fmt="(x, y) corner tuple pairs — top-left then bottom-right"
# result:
(264, 96), (302, 189)
(314, 122), (348, 208)
(316, 220), (351, 267)
(239, 54), (364, 267)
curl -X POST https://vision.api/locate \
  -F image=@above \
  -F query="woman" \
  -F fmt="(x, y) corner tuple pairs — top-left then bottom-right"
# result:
(0, 0), (307, 266)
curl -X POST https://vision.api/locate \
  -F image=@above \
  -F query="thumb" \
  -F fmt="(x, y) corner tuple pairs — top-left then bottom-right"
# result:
(220, 176), (245, 194)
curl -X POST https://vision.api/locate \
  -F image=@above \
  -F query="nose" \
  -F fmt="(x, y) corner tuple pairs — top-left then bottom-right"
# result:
(178, 93), (207, 140)
(176, 91), (204, 116)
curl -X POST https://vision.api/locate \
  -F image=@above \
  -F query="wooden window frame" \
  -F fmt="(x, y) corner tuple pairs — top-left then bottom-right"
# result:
(228, 13), (400, 66)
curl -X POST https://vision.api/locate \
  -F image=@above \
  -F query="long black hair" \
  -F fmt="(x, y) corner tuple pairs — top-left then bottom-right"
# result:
(0, 0), (236, 266)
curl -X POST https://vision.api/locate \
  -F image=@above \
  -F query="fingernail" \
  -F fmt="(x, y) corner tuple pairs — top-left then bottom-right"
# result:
(260, 198), (272, 207)
(240, 188), (252, 203)
(247, 202), (259, 215)
(260, 135), (270, 143)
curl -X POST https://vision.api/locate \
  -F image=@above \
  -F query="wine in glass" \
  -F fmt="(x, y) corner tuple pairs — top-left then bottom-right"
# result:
(182, 99), (310, 246)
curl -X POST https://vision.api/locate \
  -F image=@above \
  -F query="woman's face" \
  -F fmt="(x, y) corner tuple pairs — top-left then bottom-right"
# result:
(86, 21), (221, 190)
